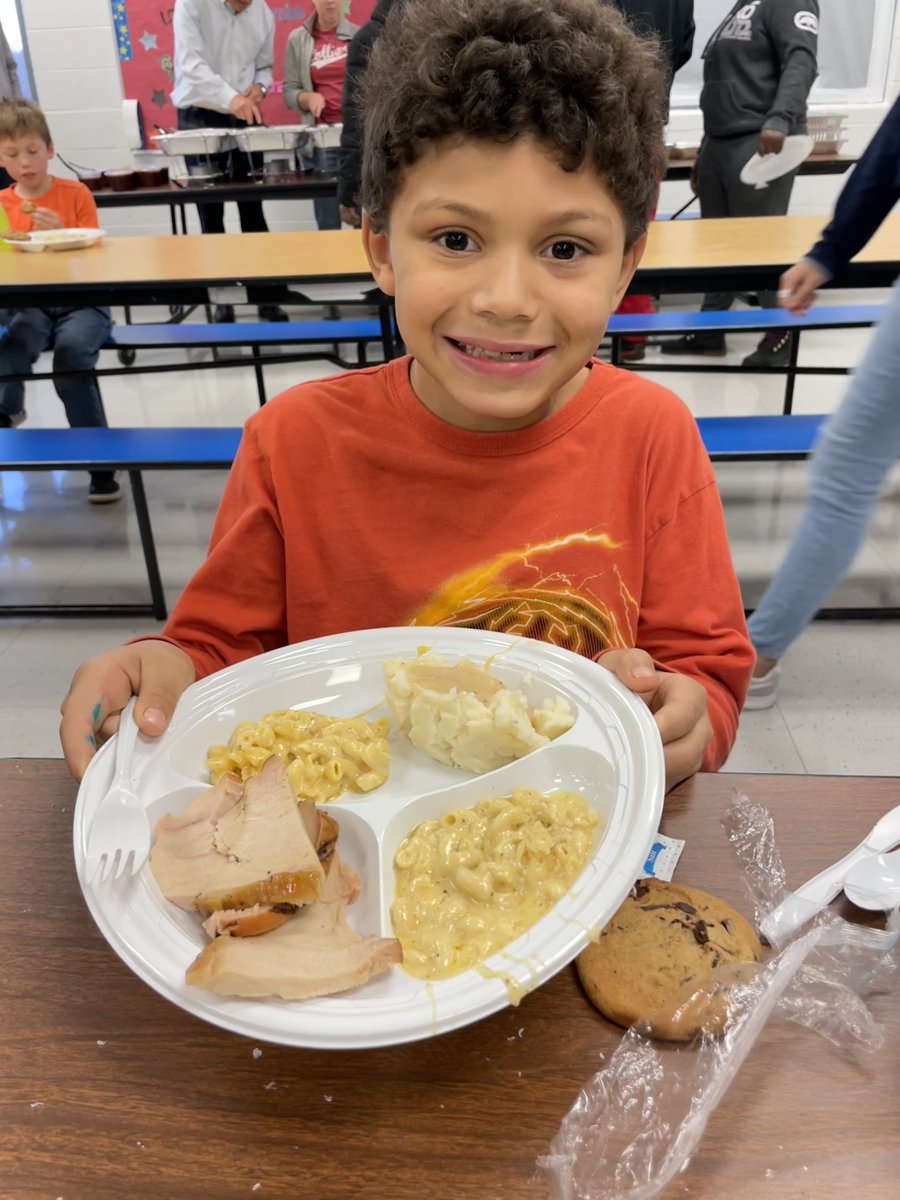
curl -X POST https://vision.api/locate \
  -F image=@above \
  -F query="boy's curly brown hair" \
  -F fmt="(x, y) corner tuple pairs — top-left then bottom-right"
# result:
(359, 0), (668, 246)
(0, 99), (52, 146)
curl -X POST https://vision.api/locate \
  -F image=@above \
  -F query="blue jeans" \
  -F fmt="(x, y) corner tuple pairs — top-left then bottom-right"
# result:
(305, 146), (341, 231)
(748, 277), (900, 657)
(0, 306), (112, 426)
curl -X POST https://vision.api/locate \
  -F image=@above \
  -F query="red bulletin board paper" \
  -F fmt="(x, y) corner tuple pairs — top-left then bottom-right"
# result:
(118, 1), (376, 142)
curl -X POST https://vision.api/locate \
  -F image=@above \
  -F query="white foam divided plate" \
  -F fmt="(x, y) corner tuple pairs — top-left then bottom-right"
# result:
(73, 628), (665, 1049)
(15, 228), (105, 253)
(740, 134), (813, 188)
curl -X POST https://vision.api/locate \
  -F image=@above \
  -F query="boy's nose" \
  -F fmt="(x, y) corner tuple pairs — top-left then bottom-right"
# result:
(469, 254), (540, 323)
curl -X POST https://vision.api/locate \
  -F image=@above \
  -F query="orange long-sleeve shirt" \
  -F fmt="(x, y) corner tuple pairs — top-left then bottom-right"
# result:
(1, 176), (99, 232)
(162, 357), (753, 770)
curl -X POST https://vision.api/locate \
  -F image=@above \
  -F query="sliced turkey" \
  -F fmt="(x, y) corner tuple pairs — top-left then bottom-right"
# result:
(186, 855), (403, 999)
(150, 755), (326, 914)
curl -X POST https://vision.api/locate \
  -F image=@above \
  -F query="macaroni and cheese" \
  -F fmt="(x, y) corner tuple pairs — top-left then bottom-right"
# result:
(392, 787), (599, 979)
(206, 709), (391, 803)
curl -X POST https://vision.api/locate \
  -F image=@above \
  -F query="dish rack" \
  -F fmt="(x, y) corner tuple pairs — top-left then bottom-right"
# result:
(153, 128), (238, 183)
(807, 113), (848, 156)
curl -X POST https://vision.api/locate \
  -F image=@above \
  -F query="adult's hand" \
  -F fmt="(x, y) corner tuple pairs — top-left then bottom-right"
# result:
(59, 640), (196, 781)
(689, 158), (699, 196)
(243, 82), (267, 107)
(304, 92), (326, 120)
(30, 206), (64, 230)
(230, 93), (263, 124)
(339, 204), (361, 227)
(778, 260), (829, 315)
(758, 128), (786, 157)
(599, 648), (712, 792)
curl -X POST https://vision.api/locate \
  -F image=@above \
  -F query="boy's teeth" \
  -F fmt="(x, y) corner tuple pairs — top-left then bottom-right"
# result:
(459, 342), (539, 361)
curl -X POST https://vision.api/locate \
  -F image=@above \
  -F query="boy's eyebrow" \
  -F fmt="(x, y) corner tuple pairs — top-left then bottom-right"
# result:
(413, 200), (613, 228)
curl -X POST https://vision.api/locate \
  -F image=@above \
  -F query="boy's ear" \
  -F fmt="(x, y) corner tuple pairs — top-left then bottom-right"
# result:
(47, 141), (56, 161)
(611, 231), (648, 310)
(361, 211), (395, 297)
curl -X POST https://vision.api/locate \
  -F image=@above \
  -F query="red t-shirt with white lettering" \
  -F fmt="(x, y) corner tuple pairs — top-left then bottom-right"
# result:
(310, 28), (349, 125)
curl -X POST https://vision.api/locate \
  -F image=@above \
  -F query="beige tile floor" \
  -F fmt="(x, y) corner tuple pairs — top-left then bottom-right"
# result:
(2, 291), (899, 779)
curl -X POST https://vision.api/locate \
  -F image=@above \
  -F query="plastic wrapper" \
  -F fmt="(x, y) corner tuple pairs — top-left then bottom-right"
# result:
(537, 790), (899, 1200)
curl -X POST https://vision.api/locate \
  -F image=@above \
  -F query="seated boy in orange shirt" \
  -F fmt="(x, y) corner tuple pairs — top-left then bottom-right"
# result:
(0, 98), (119, 502)
(60, 0), (753, 789)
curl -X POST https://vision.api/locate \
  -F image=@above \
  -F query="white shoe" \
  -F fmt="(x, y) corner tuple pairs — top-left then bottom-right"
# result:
(744, 662), (780, 710)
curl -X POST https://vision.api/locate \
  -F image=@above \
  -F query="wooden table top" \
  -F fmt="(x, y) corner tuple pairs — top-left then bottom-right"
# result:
(2, 760), (898, 1200)
(2, 213), (899, 302)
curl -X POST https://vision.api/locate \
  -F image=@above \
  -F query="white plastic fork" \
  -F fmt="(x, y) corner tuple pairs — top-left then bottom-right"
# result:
(84, 697), (150, 884)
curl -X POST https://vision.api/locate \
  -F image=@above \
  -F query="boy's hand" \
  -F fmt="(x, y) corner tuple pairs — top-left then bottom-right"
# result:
(30, 207), (64, 231)
(599, 649), (712, 792)
(59, 640), (196, 782)
(778, 260), (828, 315)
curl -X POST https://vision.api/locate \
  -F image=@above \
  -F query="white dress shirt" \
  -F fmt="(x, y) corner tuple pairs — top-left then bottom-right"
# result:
(171, 0), (274, 114)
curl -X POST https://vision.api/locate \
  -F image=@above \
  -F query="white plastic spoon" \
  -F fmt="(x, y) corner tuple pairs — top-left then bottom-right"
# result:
(842, 847), (900, 911)
(761, 803), (900, 943)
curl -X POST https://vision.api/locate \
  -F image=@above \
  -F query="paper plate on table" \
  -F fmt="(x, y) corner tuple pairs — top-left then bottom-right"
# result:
(73, 628), (664, 1049)
(740, 135), (813, 188)
(13, 228), (106, 252)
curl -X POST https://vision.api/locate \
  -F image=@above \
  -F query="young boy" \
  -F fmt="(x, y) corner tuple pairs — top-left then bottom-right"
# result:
(0, 99), (120, 502)
(60, 0), (753, 789)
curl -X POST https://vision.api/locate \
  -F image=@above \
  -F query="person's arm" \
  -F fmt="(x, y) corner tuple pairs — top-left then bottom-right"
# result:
(283, 29), (314, 114)
(672, 0), (695, 75)
(338, 24), (375, 210)
(74, 183), (100, 230)
(159, 420), (290, 680)
(1, 24), (22, 99)
(173, 1), (238, 112)
(763, 0), (818, 136)
(634, 475), (753, 775)
(802, 95), (900, 280)
(252, 7), (274, 96)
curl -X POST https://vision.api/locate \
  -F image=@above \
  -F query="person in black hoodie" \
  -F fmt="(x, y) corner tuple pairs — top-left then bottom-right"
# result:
(610, 1), (695, 362)
(338, 0), (398, 227)
(662, 0), (819, 366)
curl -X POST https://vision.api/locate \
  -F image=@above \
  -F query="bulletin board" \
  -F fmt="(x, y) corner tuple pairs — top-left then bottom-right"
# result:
(111, 0), (376, 142)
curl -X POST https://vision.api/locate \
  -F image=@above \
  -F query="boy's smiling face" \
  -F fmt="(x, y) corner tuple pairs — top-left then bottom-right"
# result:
(364, 136), (646, 432)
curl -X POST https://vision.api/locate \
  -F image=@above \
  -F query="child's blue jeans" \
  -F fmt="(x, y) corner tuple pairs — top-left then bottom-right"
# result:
(0, 305), (112, 427)
(748, 277), (900, 658)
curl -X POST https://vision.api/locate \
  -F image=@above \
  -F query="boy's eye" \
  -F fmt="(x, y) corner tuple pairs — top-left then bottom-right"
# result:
(546, 241), (586, 261)
(436, 230), (474, 253)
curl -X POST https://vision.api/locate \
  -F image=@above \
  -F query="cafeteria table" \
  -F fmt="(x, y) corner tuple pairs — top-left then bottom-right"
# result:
(2, 214), (899, 311)
(2, 762), (897, 1200)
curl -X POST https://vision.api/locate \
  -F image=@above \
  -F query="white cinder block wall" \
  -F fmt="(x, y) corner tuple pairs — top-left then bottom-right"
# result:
(20, 0), (900, 236)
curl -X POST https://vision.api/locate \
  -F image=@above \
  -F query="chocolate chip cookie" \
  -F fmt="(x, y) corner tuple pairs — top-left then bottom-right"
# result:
(576, 878), (763, 1040)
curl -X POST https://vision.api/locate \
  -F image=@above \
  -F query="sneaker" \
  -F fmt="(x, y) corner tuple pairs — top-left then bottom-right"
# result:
(0, 409), (27, 429)
(618, 341), (646, 363)
(88, 471), (123, 505)
(660, 332), (727, 357)
(744, 660), (781, 710)
(214, 304), (236, 323)
(742, 331), (793, 368)
(257, 304), (289, 322)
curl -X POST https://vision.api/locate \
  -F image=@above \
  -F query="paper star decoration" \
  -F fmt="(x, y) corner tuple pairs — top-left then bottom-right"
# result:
(152, 89), (168, 108)
(140, 31), (158, 52)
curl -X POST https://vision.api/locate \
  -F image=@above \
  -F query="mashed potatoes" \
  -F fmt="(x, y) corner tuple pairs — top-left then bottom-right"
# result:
(384, 653), (574, 773)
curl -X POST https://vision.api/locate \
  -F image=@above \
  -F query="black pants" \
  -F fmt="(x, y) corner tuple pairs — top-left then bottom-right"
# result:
(697, 132), (798, 312)
(176, 106), (268, 235)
